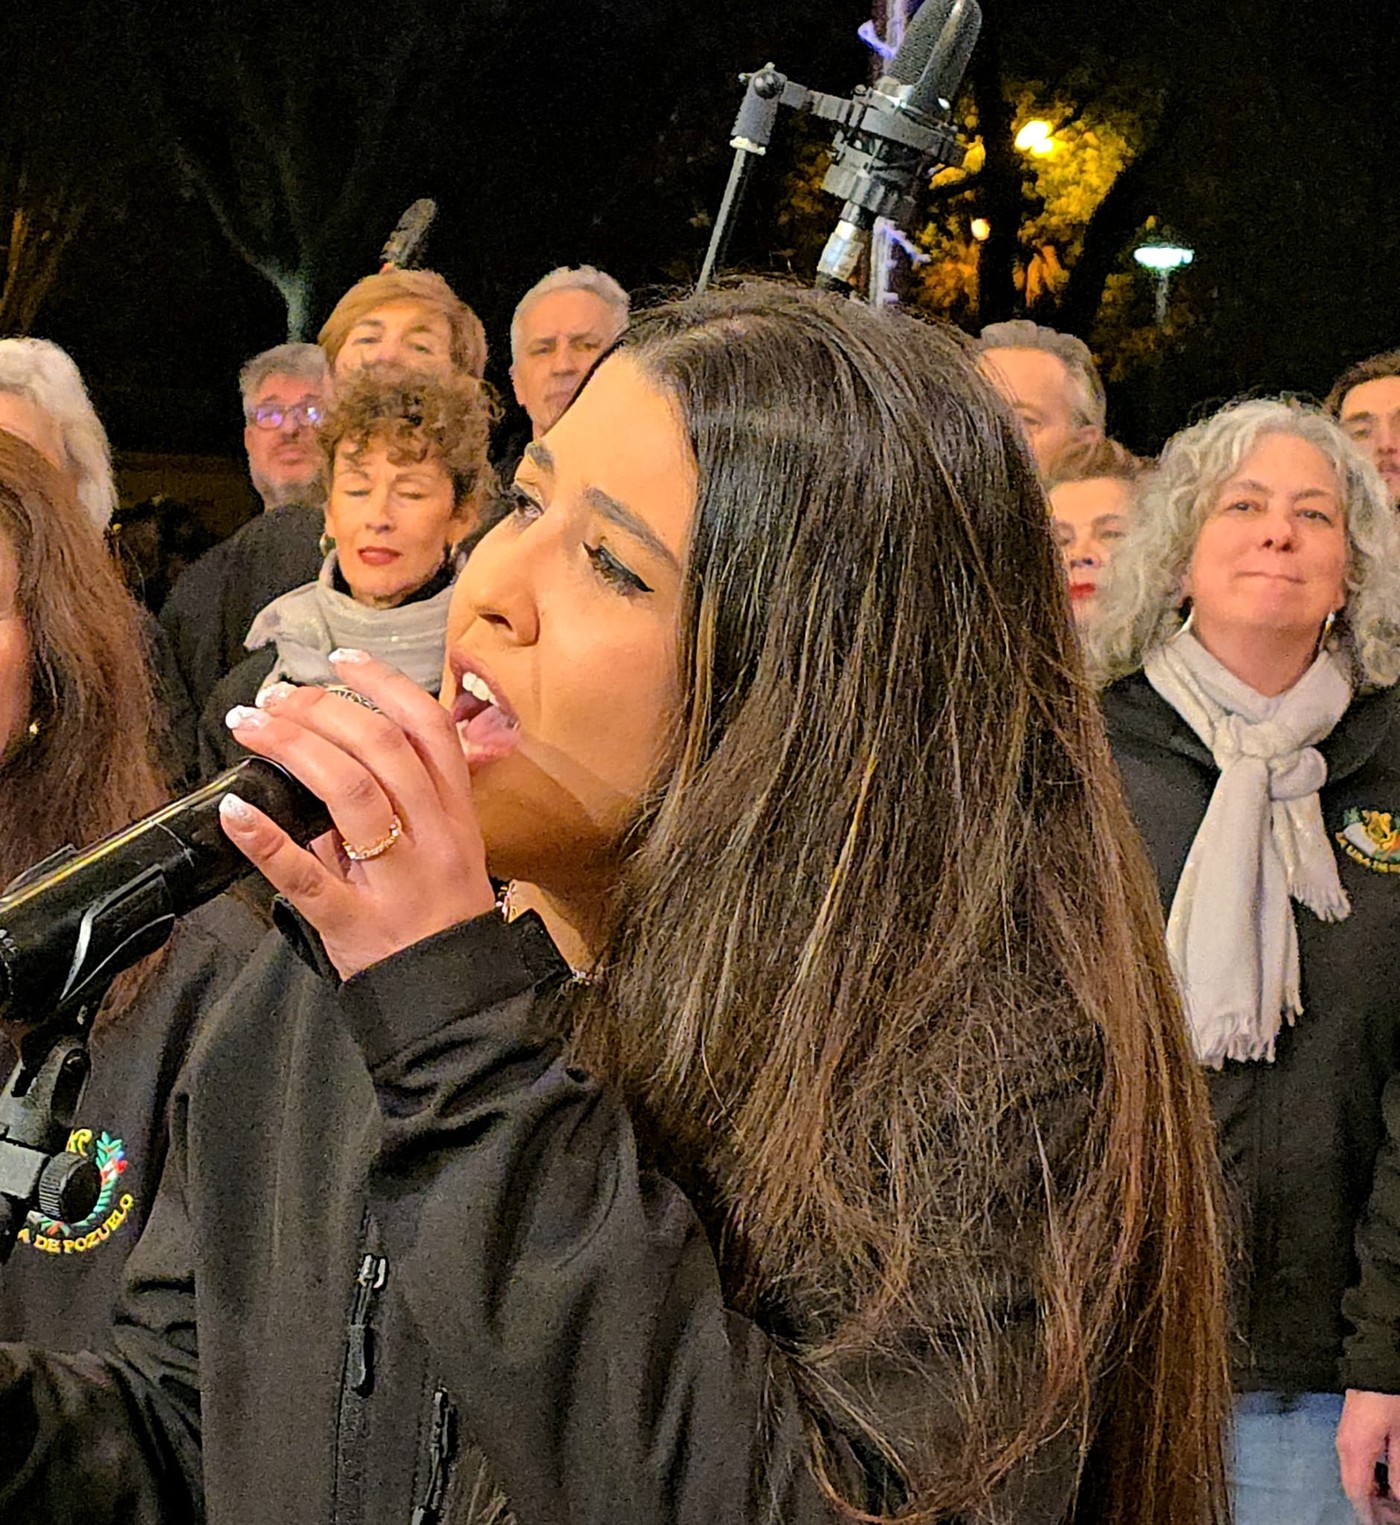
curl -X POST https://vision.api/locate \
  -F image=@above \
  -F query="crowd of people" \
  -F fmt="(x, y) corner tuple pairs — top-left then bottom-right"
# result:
(977, 323), (1400, 1525)
(0, 253), (1392, 1525)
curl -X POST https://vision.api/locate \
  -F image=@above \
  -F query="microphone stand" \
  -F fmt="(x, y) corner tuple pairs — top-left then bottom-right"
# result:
(694, 62), (965, 299)
(0, 1024), (105, 1266)
(696, 68), (788, 295)
(0, 859), (178, 1264)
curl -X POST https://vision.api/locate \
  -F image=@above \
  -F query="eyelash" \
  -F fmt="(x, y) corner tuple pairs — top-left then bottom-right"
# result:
(585, 542), (651, 595)
(1225, 499), (1333, 524)
(508, 488), (653, 595)
(509, 486), (544, 524)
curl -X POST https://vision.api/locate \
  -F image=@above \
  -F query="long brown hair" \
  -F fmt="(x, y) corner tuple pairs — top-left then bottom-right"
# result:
(571, 286), (1229, 1522)
(0, 432), (167, 1015)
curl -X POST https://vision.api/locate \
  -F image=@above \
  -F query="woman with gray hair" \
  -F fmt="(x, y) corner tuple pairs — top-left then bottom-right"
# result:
(0, 337), (117, 532)
(1088, 397), (1400, 1524)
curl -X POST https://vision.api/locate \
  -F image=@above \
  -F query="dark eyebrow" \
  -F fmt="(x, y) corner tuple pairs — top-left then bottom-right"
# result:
(583, 486), (680, 572)
(519, 443), (679, 572)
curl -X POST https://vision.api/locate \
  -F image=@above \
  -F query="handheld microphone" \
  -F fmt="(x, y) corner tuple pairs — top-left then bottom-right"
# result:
(380, 197), (438, 271)
(816, 0), (982, 291)
(0, 758), (331, 1027)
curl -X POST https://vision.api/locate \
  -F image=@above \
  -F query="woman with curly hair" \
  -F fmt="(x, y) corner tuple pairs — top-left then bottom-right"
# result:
(1087, 397), (1400, 1524)
(199, 365), (495, 774)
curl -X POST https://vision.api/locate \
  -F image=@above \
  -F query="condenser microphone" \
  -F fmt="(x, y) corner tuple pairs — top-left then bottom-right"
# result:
(816, 0), (982, 291)
(0, 757), (331, 1025)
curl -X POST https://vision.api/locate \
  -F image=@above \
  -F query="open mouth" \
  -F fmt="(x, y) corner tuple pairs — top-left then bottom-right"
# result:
(451, 668), (521, 764)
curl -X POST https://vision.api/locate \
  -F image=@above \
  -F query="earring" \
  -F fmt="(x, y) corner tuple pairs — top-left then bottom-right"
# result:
(318, 531), (335, 559)
(1322, 609), (1338, 641)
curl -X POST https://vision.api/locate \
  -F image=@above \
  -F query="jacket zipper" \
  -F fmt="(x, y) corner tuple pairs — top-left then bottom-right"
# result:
(410, 1387), (458, 1525)
(348, 1251), (388, 1395)
(333, 1238), (388, 1525)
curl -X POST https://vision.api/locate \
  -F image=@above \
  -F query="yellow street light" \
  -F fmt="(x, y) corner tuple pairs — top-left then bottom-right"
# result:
(1014, 120), (1055, 156)
(970, 217), (991, 242)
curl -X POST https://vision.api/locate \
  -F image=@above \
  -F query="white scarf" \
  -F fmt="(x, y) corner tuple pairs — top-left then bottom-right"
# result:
(244, 551), (454, 695)
(1143, 629), (1352, 1067)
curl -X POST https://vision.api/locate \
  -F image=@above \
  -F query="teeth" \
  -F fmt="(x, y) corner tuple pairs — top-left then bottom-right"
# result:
(461, 671), (498, 707)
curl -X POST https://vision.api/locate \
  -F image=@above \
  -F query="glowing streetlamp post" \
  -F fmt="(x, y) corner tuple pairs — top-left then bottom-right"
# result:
(1133, 241), (1194, 328)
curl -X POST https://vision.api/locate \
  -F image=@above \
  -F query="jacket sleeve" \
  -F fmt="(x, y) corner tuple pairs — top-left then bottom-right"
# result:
(338, 910), (854, 1525)
(1342, 1070), (1400, 1394)
(0, 1084), (205, 1521)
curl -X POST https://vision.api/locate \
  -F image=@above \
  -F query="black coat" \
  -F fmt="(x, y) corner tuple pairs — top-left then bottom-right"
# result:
(159, 505), (322, 721)
(1103, 670), (1400, 1394)
(0, 907), (1085, 1523)
(0, 897), (264, 1353)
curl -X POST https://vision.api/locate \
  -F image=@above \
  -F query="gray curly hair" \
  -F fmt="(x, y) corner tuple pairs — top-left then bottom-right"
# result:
(1086, 397), (1400, 690)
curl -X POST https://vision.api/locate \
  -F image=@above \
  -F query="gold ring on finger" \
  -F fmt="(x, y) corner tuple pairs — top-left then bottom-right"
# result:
(342, 813), (403, 863)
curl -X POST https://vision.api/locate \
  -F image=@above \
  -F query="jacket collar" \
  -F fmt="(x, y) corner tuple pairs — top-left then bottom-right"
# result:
(1101, 668), (1398, 784)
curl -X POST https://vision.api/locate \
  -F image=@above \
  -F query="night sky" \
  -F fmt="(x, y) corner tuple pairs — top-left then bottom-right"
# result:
(9, 0), (1399, 461)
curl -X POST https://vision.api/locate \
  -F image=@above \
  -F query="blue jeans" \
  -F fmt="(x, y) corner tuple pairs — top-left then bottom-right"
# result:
(1231, 1391), (1355, 1525)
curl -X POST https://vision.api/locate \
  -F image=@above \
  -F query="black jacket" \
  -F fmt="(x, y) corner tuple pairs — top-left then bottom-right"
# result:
(0, 897), (264, 1354)
(1103, 670), (1400, 1394)
(159, 505), (323, 721)
(0, 905), (1085, 1523)
(0, 913), (871, 1523)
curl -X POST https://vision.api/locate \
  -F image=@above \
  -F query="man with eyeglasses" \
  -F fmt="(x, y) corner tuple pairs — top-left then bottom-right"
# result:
(241, 343), (330, 511)
(161, 345), (330, 739)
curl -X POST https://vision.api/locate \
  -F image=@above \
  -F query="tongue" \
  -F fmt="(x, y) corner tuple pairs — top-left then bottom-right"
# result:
(464, 704), (516, 743)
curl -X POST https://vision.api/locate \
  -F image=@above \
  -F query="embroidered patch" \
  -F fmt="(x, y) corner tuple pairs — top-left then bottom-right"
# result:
(15, 1128), (137, 1257)
(1336, 807), (1400, 874)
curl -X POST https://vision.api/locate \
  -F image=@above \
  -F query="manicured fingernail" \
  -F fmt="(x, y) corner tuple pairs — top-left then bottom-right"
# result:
(256, 682), (298, 710)
(225, 705), (268, 730)
(219, 792), (255, 824)
(329, 647), (370, 664)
